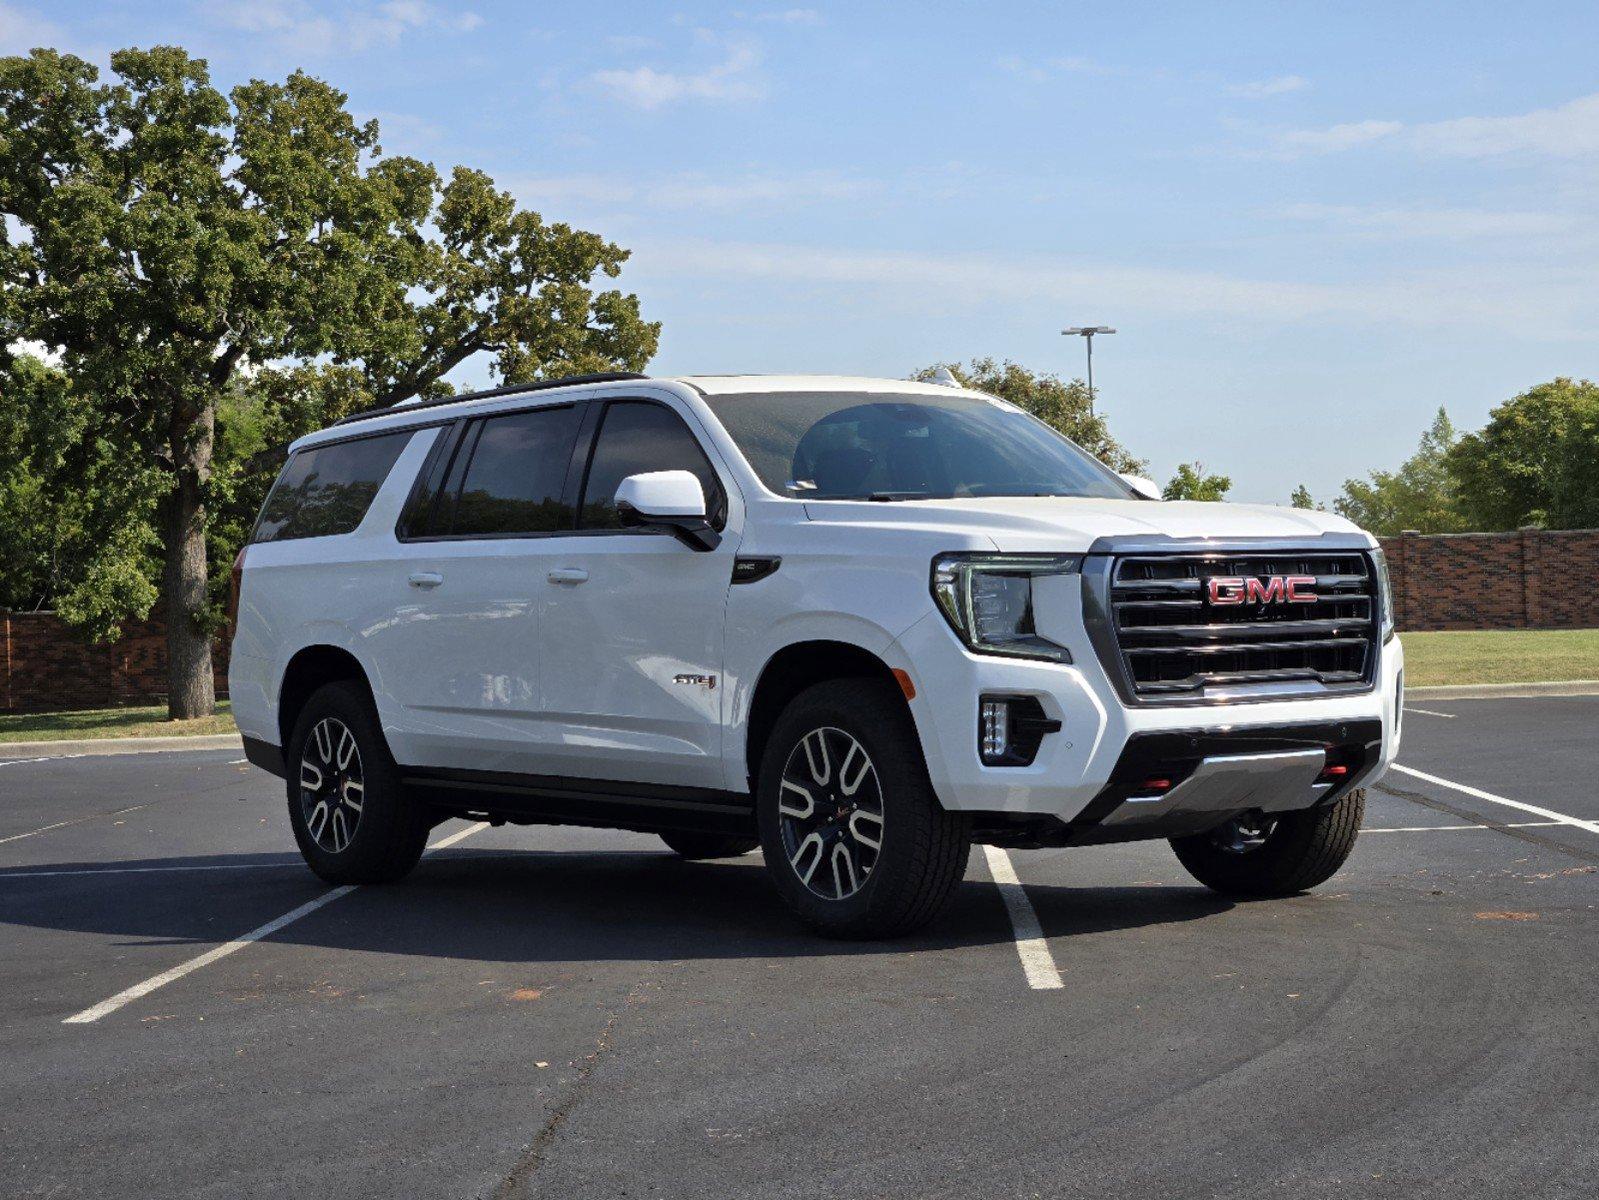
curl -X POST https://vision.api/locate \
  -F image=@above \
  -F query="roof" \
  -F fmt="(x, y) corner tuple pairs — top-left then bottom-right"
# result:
(672, 374), (986, 399)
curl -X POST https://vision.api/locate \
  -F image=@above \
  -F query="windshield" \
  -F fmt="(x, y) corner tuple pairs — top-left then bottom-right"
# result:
(703, 390), (1133, 501)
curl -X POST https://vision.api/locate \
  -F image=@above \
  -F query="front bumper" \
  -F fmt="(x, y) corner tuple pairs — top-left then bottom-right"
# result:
(886, 609), (1403, 829)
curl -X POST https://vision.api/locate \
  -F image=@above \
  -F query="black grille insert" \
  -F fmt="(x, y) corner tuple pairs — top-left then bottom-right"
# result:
(1108, 551), (1378, 701)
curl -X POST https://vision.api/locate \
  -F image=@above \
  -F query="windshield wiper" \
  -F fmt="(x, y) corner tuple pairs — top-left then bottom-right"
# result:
(865, 491), (932, 502)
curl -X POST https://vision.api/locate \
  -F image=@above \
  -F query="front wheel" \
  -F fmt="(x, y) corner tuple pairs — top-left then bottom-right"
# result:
(757, 678), (970, 938)
(1171, 788), (1365, 897)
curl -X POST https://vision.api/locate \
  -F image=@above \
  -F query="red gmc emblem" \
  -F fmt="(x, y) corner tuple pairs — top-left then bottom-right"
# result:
(1207, 574), (1319, 605)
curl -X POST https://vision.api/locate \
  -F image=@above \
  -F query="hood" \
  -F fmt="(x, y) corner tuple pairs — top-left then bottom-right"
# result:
(802, 496), (1371, 553)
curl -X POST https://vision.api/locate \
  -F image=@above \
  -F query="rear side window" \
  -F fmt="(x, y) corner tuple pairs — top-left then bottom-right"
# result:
(254, 432), (411, 543)
(450, 405), (581, 536)
(578, 401), (726, 531)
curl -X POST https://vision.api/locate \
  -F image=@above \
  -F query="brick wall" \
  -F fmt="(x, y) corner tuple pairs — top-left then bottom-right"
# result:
(1379, 527), (1599, 631)
(1, 611), (230, 714)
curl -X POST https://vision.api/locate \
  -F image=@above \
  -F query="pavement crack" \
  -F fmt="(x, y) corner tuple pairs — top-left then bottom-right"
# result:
(492, 981), (654, 1199)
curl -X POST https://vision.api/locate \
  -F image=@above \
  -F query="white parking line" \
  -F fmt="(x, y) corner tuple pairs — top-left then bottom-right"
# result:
(982, 845), (1063, 991)
(0, 803), (154, 846)
(0, 862), (304, 879)
(1363, 820), (1566, 834)
(0, 753), (87, 769)
(61, 821), (488, 1025)
(1391, 764), (1599, 836)
(1403, 706), (1456, 719)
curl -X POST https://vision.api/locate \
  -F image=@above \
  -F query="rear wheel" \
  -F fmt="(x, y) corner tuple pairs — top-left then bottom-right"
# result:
(659, 832), (759, 859)
(286, 681), (429, 885)
(1170, 788), (1365, 897)
(757, 678), (969, 938)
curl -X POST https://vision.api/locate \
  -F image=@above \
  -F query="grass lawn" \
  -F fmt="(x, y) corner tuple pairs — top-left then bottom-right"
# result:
(0, 700), (236, 743)
(1401, 628), (1599, 687)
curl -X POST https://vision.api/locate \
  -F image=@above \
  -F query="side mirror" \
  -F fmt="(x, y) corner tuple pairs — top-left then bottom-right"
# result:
(1119, 473), (1162, 501)
(615, 470), (720, 551)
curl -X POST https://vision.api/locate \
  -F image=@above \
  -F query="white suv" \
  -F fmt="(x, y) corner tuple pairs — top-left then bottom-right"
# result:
(230, 373), (1402, 936)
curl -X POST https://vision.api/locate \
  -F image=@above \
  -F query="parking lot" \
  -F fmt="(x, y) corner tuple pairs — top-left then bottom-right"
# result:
(2, 695), (1597, 1199)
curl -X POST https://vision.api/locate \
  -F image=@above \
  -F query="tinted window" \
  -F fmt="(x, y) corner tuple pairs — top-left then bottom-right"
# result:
(254, 432), (411, 543)
(578, 401), (726, 531)
(451, 405), (580, 536)
(703, 391), (1131, 501)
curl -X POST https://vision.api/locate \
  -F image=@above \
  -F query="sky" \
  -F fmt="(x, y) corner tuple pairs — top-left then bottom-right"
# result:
(9, 1), (1599, 504)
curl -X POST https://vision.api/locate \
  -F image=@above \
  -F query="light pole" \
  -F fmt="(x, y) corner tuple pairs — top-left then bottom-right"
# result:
(1062, 325), (1115, 416)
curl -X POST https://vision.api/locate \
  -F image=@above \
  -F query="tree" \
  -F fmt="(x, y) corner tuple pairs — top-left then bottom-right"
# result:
(1289, 484), (1320, 510)
(1163, 462), (1232, 502)
(1334, 407), (1467, 536)
(1549, 394), (1599, 530)
(912, 358), (1144, 474)
(0, 354), (164, 630)
(0, 47), (658, 717)
(1447, 378), (1599, 530)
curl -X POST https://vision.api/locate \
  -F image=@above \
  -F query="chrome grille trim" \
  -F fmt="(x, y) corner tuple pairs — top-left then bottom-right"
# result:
(1080, 534), (1382, 707)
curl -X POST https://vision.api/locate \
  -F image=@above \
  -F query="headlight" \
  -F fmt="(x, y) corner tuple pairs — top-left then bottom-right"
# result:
(930, 553), (1079, 662)
(1370, 546), (1395, 642)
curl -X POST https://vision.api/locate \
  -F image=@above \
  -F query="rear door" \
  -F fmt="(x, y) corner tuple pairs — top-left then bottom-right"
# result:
(537, 397), (741, 789)
(374, 401), (584, 773)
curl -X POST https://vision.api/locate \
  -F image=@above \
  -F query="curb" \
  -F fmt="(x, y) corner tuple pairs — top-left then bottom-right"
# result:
(0, 733), (243, 760)
(1407, 680), (1599, 701)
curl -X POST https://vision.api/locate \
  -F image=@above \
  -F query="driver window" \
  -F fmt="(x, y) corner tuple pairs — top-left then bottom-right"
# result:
(578, 401), (727, 531)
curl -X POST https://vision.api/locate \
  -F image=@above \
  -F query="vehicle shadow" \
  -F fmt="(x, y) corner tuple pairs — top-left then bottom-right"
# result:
(0, 847), (1236, 962)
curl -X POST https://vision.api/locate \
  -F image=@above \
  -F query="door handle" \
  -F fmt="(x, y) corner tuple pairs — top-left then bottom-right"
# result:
(407, 571), (445, 589)
(547, 567), (589, 585)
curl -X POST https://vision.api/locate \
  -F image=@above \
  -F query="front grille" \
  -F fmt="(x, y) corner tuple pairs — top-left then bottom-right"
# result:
(1107, 551), (1378, 701)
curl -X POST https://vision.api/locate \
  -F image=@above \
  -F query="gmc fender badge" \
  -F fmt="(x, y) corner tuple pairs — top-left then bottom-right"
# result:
(1207, 574), (1319, 605)
(674, 673), (718, 690)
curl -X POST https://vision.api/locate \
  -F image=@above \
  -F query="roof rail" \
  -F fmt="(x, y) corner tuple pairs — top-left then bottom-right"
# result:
(332, 371), (650, 427)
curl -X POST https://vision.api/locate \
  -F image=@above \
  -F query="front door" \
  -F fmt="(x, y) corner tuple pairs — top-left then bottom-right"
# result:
(538, 398), (741, 790)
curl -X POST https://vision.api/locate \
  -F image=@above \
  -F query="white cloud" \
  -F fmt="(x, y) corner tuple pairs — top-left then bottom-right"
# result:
(591, 37), (764, 109)
(1276, 202), (1574, 240)
(746, 8), (822, 24)
(514, 170), (875, 210)
(1279, 92), (1599, 159)
(0, 2), (58, 54)
(1278, 118), (1403, 155)
(1227, 74), (1308, 99)
(206, 0), (482, 56)
(629, 237), (1596, 337)
(8, 338), (62, 366)
(1410, 92), (1599, 157)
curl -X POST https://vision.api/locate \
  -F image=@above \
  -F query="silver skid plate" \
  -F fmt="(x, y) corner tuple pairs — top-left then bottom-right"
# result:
(1102, 749), (1328, 828)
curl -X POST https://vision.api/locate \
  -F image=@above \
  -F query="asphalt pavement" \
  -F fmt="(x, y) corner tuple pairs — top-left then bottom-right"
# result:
(1, 697), (1596, 1198)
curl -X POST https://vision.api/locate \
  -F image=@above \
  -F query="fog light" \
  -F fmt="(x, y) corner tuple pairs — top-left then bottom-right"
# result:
(980, 700), (1011, 762)
(978, 695), (1062, 767)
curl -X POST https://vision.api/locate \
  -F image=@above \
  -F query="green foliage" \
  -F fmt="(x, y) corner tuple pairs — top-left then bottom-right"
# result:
(1446, 378), (1599, 531)
(1335, 407), (1468, 536)
(1289, 483), (1321, 510)
(912, 358), (1145, 474)
(1550, 395), (1599, 529)
(0, 355), (161, 636)
(0, 45), (658, 709)
(1163, 462), (1232, 502)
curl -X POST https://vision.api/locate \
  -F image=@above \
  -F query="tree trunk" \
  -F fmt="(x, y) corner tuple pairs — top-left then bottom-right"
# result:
(162, 400), (216, 720)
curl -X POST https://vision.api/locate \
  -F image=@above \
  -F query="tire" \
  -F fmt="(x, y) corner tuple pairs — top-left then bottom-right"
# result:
(757, 678), (970, 938)
(1170, 788), (1365, 898)
(659, 832), (759, 859)
(286, 680), (430, 885)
